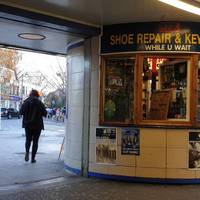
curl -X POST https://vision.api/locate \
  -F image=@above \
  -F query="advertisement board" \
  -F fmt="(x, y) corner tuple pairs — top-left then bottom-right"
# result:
(96, 128), (117, 164)
(189, 132), (200, 169)
(121, 128), (140, 155)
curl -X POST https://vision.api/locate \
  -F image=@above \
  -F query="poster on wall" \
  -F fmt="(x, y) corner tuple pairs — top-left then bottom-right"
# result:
(96, 128), (116, 164)
(121, 128), (140, 155)
(189, 132), (200, 169)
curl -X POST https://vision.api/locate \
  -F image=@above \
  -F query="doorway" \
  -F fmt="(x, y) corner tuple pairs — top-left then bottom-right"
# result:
(0, 47), (67, 186)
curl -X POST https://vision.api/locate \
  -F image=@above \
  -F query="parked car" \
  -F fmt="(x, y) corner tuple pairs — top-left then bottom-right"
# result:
(1, 108), (8, 118)
(1, 108), (20, 119)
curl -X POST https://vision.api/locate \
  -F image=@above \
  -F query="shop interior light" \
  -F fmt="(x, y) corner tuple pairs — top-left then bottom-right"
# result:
(18, 33), (46, 40)
(158, 0), (200, 16)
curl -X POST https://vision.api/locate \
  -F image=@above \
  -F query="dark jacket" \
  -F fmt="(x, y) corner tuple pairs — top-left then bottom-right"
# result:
(20, 96), (47, 130)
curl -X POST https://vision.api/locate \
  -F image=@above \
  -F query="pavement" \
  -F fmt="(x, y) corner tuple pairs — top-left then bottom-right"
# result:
(0, 118), (65, 186)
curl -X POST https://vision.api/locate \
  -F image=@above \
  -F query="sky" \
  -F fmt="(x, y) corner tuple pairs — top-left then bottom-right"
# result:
(17, 50), (66, 78)
(17, 50), (67, 93)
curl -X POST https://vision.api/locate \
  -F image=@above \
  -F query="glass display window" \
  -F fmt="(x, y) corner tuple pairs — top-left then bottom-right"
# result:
(100, 57), (135, 125)
(143, 58), (189, 120)
(137, 55), (196, 126)
(100, 54), (197, 127)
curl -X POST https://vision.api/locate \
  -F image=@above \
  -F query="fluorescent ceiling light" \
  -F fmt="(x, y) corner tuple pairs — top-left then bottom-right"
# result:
(158, 0), (200, 16)
(18, 33), (46, 40)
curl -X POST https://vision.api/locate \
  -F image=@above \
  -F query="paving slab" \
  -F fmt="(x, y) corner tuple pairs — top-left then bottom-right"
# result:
(0, 118), (65, 186)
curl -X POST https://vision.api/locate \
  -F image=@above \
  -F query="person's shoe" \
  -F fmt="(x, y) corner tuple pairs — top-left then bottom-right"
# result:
(25, 152), (29, 162)
(31, 159), (36, 163)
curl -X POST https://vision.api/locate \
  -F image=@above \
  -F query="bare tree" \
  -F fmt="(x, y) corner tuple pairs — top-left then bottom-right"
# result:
(48, 56), (67, 94)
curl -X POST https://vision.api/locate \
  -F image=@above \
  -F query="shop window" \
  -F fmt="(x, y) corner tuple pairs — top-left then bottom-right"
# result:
(141, 57), (190, 122)
(100, 57), (135, 124)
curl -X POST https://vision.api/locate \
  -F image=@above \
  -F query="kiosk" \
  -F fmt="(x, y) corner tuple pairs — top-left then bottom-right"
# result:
(66, 22), (200, 184)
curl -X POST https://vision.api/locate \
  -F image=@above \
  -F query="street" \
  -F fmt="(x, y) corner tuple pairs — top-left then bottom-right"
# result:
(0, 118), (65, 186)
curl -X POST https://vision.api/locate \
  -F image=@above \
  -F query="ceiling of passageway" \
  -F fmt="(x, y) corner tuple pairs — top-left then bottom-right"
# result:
(0, 0), (200, 54)
(0, 17), (82, 55)
(1, 0), (200, 25)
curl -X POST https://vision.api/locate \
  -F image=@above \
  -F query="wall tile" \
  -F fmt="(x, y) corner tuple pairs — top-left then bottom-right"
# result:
(66, 121), (71, 141)
(70, 107), (83, 125)
(91, 70), (99, 90)
(107, 165), (135, 176)
(89, 163), (108, 174)
(136, 167), (166, 178)
(89, 143), (96, 163)
(64, 139), (70, 156)
(90, 87), (99, 107)
(71, 90), (84, 107)
(140, 128), (166, 148)
(194, 170), (200, 178)
(64, 136), (73, 157)
(89, 125), (97, 144)
(136, 147), (166, 168)
(69, 122), (83, 143)
(69, 141), (82, 161)
(71, 72), (84, 90)
(71, 56), (84, 73)
(167, 148), (188, 168)
(167, 129), (188, 148)
(90, 106), (99, 126)
(66, 107), (72, 124)
(166, 169), (195, 179)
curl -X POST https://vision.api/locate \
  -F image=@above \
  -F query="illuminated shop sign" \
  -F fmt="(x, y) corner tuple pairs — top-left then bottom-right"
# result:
(101, 22), (200, 53)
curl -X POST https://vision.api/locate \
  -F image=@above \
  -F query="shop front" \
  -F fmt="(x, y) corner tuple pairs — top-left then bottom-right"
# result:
(88, 22), (200, 183)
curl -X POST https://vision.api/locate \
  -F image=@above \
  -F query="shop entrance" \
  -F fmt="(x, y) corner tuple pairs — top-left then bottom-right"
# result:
(0, 47), (67, 186)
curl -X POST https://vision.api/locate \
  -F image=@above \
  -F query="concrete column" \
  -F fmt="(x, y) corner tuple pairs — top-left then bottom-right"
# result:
(64, 42), (85, 174)
(64, 37), (99, 176)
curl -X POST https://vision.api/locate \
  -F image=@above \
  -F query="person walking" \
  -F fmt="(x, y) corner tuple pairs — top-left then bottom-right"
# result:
(20, 89), (47, 163)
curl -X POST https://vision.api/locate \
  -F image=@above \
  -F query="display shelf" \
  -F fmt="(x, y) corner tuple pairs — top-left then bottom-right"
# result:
(159, 60), (187, 119)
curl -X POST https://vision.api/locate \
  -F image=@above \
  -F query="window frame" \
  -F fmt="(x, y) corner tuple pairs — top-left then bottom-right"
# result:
(99, 54), (198, 127)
